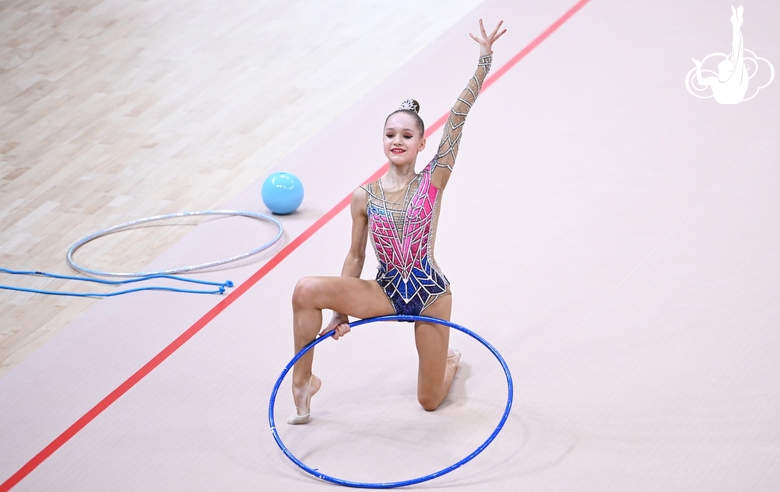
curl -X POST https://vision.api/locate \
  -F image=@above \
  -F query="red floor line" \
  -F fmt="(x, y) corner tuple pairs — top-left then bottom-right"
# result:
(0, 2), (590, 490)
(482, 0), (590, 93)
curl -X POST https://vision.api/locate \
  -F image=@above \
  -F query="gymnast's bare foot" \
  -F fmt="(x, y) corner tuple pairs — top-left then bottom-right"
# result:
(288, 374), (321, 425)
(447, 348), (461, 373)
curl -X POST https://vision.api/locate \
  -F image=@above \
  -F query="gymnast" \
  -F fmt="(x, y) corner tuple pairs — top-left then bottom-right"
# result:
(288, 19), (506, 425)
(692, 5), (749, 104)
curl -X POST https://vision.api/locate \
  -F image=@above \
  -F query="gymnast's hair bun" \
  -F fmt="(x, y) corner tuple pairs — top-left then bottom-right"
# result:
(398, 98), (420, 114)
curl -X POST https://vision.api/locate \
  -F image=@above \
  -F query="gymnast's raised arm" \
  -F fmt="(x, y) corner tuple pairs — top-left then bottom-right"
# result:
(431, 19), (506, 190)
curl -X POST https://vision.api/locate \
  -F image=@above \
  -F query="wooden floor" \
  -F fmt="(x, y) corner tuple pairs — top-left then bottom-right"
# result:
(0, 0), (485, 377)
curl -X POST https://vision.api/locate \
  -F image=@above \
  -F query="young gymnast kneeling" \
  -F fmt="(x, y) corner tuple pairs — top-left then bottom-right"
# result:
(288, 19), (506, 424)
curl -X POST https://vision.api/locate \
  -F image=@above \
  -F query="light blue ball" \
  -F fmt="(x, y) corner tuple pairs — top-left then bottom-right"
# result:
(262, 172), (304, 215)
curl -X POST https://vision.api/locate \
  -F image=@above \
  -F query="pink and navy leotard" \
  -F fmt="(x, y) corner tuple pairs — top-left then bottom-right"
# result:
(363, 54), (492, 315)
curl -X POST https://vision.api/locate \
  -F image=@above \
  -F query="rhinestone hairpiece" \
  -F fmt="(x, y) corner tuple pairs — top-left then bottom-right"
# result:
(398, 98), (418, 113)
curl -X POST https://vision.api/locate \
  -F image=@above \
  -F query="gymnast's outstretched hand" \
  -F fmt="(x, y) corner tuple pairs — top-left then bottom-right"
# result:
(321, 312), (351, 340)
(469, 19), (506, 56)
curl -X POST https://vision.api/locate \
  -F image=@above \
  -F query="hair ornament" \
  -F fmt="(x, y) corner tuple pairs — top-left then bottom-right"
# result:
(398, 98), (420, 113)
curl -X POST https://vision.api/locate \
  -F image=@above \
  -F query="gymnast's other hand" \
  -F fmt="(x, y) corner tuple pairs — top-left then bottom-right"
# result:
(469, 19), (506, 56)
(321, 313), (351, 340)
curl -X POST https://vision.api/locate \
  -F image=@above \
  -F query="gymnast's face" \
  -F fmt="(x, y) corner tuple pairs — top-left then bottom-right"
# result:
(383, 113), (426, 166)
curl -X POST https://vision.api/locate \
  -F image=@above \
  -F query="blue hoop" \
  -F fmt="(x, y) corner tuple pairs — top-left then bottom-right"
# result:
(268, 314), (514, 488)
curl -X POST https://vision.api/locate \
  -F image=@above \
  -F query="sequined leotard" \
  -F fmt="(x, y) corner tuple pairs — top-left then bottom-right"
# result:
(363, 54), (492, 315)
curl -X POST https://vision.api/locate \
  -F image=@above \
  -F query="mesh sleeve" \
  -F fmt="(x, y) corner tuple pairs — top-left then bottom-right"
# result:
(434, 54), (492, 171)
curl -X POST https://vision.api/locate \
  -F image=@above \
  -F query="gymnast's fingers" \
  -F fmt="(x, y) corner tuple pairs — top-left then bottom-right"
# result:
(329, 323), (350, 340)
(490, 20), (504, 38)
(494, 27), (507, 43)
(338, 323), (351, 337)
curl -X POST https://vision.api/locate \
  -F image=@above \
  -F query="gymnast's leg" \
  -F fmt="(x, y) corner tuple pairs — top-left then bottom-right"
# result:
(729, 6), (745, 72)
(289, 276), (394, 424)
(414, 294), (459, 411)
